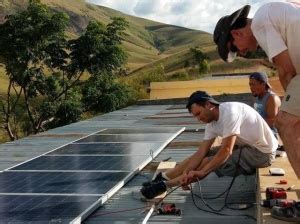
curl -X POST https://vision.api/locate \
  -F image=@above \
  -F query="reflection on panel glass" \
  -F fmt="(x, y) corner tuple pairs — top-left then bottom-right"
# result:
(0, 195), (98, 223)
(98, 128), (178, 134)
(75, 134), (173, 143)
(12, 155), (150, 171)
(0, 171), (129, 194)
(48, 142), (161, 155)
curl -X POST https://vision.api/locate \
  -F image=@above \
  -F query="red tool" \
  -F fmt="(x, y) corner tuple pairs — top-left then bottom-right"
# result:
(266, 187), (287, 200)
(262, 199), (295, 208)
(279, 179), (288, 184)
(156, 203), (182, 216)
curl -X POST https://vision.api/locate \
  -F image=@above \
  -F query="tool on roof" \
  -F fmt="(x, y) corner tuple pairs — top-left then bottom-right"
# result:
(279, 179), (288, 184)
(266, 187), (287, 200)
(156, 203), (182, 216)
(262, 199), (295, 208)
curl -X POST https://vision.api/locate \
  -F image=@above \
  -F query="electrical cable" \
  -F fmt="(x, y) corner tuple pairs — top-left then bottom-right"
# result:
(91, 185), (181, 217)
(190, 183), (256, 221)
(91, 147), (255, 219)
(188, 147), (256, 220)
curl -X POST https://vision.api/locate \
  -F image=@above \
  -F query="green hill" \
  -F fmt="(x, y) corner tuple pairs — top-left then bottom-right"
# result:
(0, 0), (213, 71)
(0, 0), (272, 78)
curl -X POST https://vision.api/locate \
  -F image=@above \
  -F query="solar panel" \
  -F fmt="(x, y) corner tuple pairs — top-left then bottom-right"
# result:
(98, 127), (179, 134)
(11, 155), (151, 171)
(0, 171), (130, 194)
(0, 195), (99, 223)
(1, 127), (184, 223)
(47, 142), (161, 155)
(75, 133), (174, 143)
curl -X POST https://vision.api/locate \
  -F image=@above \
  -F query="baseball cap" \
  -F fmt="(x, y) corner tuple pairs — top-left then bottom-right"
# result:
(186, 91), (220, 111)
(249, 72), (272, 89)
(213, 5), (251, 62)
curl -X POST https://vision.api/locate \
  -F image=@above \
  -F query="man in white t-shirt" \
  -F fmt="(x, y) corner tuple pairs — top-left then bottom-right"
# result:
(213, 2), (300, 181)
(140, 91), (277, 200)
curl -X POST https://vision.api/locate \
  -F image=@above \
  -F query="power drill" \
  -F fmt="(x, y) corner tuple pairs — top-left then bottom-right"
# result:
(262, 199), (295, 208)
(156, 203), (182, 216)
(266, 187), (287, 200)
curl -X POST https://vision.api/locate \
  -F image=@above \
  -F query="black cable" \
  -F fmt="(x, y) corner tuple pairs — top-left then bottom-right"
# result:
(189, 147), (256, 220)
(190, 183), (256, 221)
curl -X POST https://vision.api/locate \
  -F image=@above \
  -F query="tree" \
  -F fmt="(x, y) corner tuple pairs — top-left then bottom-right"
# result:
(0, 0), (69, 139)
(68, 17), (128, 76)
(190, 47), (210, 75)
(82, 73), (132, 112)
(198, 59), (210, 75)
(0, 1), (130, 140)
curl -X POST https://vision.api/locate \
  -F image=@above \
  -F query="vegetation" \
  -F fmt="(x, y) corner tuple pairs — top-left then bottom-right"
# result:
(0, 0), (276, 142)
(0, 0), (132, 140)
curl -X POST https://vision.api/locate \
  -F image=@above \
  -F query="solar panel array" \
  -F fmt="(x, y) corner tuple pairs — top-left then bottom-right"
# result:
(0, 127), (184, 223)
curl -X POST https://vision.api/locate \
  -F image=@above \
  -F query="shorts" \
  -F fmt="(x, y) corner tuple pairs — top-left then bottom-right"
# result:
(207, 145), (275, 177)
(280, 75), (300, 116)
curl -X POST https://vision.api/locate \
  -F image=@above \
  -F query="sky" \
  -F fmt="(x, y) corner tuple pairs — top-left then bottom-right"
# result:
(86, 0), (286, 33)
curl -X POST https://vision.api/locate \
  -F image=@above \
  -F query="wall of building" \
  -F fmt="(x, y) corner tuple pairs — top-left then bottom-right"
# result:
(150, 76), (283, 99)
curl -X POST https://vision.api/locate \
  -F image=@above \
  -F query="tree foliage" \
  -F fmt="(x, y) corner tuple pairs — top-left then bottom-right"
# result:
(0, 0), (130, 140)
(190, 47), (210, 75)
(82, 73), (132, 112)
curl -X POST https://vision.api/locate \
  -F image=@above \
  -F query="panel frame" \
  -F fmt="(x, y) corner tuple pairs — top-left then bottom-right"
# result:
(0, 127), (185, 223)
(71, 127), (185, 224)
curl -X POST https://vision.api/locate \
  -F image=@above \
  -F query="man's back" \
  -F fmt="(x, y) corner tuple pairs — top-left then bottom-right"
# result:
(252, 2), (300, 73)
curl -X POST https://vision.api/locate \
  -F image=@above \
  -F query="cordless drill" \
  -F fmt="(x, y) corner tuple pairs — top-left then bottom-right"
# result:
(156, 203), (182, 216)
(262, 199), (295, 208)
(266, 187), (287, 200)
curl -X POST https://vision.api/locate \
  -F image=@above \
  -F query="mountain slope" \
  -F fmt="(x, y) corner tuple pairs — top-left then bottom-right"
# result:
(0, 0), (214, 73)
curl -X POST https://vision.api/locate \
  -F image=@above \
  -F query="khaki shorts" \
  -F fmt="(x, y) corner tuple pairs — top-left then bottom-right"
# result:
(280, 75), (300, 116)
(207, 145), (275, 177)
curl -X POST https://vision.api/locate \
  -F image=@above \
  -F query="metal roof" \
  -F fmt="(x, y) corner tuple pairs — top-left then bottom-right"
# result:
(0, 93), (257, 223)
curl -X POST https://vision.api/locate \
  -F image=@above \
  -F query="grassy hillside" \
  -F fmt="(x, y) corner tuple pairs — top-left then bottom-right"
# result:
(0, 0), (273, 85)
(0, 0), (214, 71)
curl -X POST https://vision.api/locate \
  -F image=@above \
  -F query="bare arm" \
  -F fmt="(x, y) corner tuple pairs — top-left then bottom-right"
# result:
(265, 95), (281, 127)
(199, 135), (237, 175)
(272, 50), (297, 90)
(187, 135), (237, 181)
(184, 138), (215, 173)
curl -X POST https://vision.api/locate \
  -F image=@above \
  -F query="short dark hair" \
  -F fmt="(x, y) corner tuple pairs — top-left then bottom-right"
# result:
(186, 91), (220, 113)
(186, 100), (206, 113)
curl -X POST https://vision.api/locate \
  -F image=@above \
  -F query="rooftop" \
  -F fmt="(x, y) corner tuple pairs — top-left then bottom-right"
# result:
(0, 92), (298, 223)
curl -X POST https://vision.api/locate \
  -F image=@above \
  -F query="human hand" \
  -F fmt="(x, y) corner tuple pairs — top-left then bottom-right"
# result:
(179, 170), (188, 186)
(187, 170), (207, 184)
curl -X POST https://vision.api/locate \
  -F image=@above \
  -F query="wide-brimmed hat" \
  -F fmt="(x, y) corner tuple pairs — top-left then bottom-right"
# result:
(186, 91), (220, 111)
(249, 72), (272, 89)
(213, 5), (251, 62)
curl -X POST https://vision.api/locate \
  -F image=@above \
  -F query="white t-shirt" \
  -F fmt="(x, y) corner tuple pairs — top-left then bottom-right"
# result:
(204, 102), (278, 154)
(251, 2), (300, 74)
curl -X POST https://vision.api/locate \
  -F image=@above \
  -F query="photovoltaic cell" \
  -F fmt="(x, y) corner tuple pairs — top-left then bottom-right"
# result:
(75, 133), (174, 143)
(11, 155), (151, 171)
(47, 142), (161, 155)
(98, 128), (179, 134)
(1, 127), (184, 223)
(0, 195), (99, 223)
(0, 171), (130, 194)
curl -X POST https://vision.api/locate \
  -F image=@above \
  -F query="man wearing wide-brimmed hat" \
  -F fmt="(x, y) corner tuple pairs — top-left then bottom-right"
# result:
(213, 2), (300, 221)
(213, 1), (300, 177)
